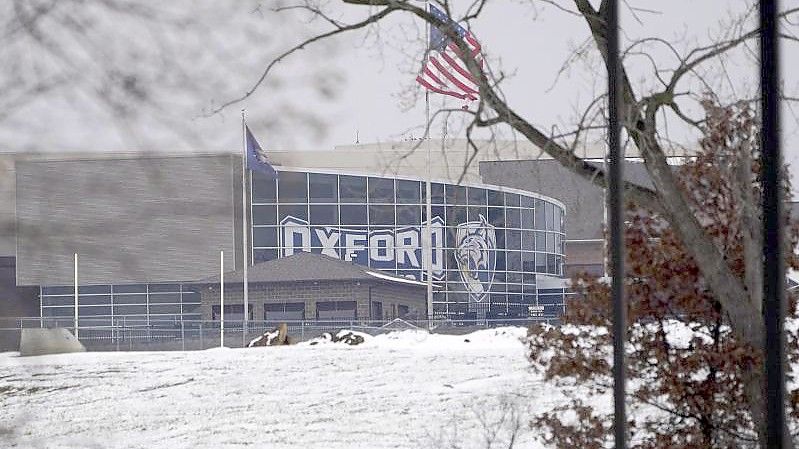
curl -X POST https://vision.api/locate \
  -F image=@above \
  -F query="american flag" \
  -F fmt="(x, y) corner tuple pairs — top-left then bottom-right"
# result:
(416, 4), (483, 102)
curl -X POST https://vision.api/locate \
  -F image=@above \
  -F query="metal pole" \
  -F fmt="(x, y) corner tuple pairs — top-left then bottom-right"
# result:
(220, 250), (225, 348)
(760, 1), (785, 447)
(423, 0), (434, 326)
(606, 1), (626, 448)
(74, 253), (79, 340)
(241, 110), (250, 348)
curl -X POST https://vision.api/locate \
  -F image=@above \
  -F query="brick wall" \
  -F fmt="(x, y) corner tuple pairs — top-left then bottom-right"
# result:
(199, 279), (426, 321)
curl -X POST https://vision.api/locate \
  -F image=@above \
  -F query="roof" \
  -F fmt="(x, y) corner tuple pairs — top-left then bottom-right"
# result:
(194, 251), (428, 288)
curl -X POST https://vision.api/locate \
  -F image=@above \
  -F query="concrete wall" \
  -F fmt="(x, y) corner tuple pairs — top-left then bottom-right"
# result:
(15, 154), (241, 286)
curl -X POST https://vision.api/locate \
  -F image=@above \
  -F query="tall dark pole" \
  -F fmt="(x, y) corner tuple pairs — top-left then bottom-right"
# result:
(760, 0), (785, 447)
(606, 1), (626, 448)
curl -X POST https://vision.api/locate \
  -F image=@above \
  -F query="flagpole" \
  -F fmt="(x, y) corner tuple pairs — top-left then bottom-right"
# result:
(241, 110), (250, 347)
(424, 0), (434, 326)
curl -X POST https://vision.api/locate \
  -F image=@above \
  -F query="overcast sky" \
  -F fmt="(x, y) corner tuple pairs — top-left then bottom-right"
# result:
(2, 1), (797, 181)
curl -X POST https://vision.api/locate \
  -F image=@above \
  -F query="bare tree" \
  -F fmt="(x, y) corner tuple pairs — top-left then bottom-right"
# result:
(213, 1), (799, 446)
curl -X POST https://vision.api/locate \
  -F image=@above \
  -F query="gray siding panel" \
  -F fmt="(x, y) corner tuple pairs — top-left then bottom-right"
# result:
(16, 155), (237, 285)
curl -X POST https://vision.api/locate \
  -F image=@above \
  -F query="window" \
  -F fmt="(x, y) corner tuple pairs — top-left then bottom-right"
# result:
(445, 185), (466, 205)
(309, 205), (338, 225)
(339, 175), (367, 202)
(396, 205), (419, 225)
(252, 175), (276, 203)
(316, 301), (357, 320)
(368, 177), (394, 203)
(369, 205), (395, 226)
(397, 304), (410, 317)
(253, 205), (277, 225)
(277, 172), (307, 203)
(396, 180), (420, 204)
(370, 301), (383, 320)
(264, 302), (305, 321)
(309, 173), (338, 203)
(253, 227), (278, 247)
(340, 205), (368, 225)
(467, 187), (486, 206)
(279, 204), (308, 222)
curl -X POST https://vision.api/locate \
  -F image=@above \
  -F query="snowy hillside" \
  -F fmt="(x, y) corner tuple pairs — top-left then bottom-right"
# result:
(0, 328), (565, 449)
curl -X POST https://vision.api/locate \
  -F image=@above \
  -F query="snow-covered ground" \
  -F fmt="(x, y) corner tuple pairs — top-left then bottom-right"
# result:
(0, 328), (562, 449)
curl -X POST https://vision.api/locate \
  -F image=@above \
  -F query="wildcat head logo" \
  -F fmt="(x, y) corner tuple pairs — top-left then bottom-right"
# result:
(455, 214), (496, 302)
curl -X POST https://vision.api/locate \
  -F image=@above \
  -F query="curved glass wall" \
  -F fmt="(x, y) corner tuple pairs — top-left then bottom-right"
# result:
(251, 169), (566, 320)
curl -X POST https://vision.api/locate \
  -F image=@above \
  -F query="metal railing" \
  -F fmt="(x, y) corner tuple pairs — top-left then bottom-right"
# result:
(0, 315), (560, 352)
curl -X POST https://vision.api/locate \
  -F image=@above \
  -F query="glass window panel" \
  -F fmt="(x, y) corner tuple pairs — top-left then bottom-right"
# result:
(79, 285), (110, 294)
(488, 190), (504, 207)
(253, 227), (278, 247)
(149, 284), (180, 293)
(277, 171), (307, 203)
(253, 205), (277, 225)
(278, 204), (307, 222)
(521, 209), (534, 230)
(396, 205), (420, 225)
(506, 250), (522, 271)
(506, 208), (521, 228)
(309, 205), (338, 225)
(42, 296), (74, 307)
(467, 207), (488, 222)
(520, 196), (535, 209)
(254, 249), (278, 263)
(505, 193), (520, 207)
(150, 304), (181, 314)
(80, 294), (111, 306)
(546, 202), (555, 230)
(522, 231), (535, 251)
(494, 250), (506, 271)
(396, 180), (420, 204)
(506, 230), (521, 250)
(535, 232), (547, 251)
(495, 229), (506, 251)
(340, 205), (367, 225)
(113, 293), (147, 304)
(445, 185), (466, 205)
(42, 307), (72, 317)
(114, 304), (147, 315)
(114, 284), (147, 294)
(368, 178), (394, 203)
(522, 253), (535, 273)
(423, 205), (445, 222)
(553, 234), (561, 254)
(431, 183), (445, 204)
(369, 205), (395, 226)
(467, 187), (486, 205)
(339, 175), (367, 202)
(445, 206), (466, 227)
(547, 254), (557, 274)
(252, 175), (276, 203)
(535, 201), (547, 230)
(181, 292), (201, 304)
(488, 207), (504, 228)
(308, 173), (338, 203)
(42, 286), (72, 295)
(149, 293), (181, 303)
(547, 232), (555, 252)
(79, 306), (111, 316)
(535, 252), (547, 272)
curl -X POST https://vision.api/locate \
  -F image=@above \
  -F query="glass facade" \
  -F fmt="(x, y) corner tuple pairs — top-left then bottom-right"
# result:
(251, 169), (566, 320)
(40, 283), (201, 328)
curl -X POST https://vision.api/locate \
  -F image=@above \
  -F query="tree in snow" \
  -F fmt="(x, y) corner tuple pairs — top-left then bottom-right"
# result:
(528, 100), (799, 448)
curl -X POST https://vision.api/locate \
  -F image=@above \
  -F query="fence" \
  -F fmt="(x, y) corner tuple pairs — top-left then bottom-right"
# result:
(0, 316), (560, 352)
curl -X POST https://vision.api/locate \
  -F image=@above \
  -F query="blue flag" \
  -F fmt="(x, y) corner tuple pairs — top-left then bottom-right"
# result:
(245, 125), (278, 179)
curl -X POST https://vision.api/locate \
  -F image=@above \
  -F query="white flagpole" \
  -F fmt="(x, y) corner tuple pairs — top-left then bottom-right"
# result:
(220, 250), (225, 347)
(74, 253), (78, 339)
(241, 110), (250, 347)
(423, 0), (434, 325)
